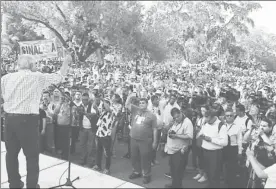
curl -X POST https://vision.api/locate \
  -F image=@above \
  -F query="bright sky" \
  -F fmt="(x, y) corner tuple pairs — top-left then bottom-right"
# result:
(250, 1), (276, 35)
(140, 1), (276, 35)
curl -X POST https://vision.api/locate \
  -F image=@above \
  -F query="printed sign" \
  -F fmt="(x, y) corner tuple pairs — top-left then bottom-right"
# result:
(186, 63), (207, 70)
(18, 39), (58, 59)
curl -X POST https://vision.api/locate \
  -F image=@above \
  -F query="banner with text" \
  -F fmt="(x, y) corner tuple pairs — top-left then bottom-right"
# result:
(186, 63), (207, 70)
(19, 39), (58, 59)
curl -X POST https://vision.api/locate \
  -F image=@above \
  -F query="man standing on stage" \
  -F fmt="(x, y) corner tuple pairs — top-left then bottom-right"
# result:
(1, 54), (70, 188)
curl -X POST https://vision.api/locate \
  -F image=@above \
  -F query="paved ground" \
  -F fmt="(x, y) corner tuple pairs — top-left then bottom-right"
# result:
(55, 139), (208, 188)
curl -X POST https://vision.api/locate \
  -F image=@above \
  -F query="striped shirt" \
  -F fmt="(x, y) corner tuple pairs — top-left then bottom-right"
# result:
(1, 70), (63, 114)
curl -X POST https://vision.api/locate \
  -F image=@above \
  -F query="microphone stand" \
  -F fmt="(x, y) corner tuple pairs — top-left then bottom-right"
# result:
(49, 84), (79, 189)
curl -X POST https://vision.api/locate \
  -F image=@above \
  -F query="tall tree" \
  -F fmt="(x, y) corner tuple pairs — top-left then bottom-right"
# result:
(144, 1), (261, 64)
(239, 29), (276, 71)
(6, 15), (45, 41)
(2, 1), (167, 63)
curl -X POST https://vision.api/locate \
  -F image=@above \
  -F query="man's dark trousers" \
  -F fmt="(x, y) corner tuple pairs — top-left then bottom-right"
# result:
(131, 138), (152, 178)
(170, 150), (188, 188)
(4, 114), (40, 188)
(203, 149), (222, 188)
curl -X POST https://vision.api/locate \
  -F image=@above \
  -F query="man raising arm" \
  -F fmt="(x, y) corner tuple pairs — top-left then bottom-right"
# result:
(1, 53), (71, 189)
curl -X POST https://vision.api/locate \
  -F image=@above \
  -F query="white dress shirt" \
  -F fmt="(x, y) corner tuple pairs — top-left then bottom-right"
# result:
(225, 123), (243, 154)
(198, 118), (228, 150)
(1, 70), (62, 114)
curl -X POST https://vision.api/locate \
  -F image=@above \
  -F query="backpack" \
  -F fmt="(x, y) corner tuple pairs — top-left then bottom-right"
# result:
(218, 121), (231, 146)
(218, 121), (224, 133)
(245, 117), (252, 129)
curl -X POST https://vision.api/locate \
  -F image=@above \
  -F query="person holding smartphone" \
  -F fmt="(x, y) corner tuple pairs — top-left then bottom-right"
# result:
(164, 107), (193, 188)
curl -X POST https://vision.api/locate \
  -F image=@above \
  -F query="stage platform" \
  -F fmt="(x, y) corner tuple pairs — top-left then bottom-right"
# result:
(1, 141), (6, 153)
(1, 142), (143, 188)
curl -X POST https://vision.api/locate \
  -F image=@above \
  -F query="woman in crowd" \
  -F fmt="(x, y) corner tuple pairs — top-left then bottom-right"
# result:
(193, 106), (209, 183)
(248, 103), (261, 125)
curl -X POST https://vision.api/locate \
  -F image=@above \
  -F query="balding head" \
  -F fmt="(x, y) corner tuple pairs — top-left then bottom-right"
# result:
(17, 55), (37, 71)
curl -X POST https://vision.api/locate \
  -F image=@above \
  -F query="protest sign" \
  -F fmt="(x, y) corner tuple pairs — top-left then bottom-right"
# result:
(18, 39), (58, 59)
(183, 62), (208, 74)
(186, 63), (207, 70)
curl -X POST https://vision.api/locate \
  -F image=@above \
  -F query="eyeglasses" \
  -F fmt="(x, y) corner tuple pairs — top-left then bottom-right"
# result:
(225, 115), (234, 118)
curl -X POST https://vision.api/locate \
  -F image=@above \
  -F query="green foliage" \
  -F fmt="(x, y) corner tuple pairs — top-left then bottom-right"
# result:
(2, 1), (276, 72)
(2, 1), (167, 63)
(238, 29), (276, 71)
(6, 15), (45, 41)
(144, 1), (262, 64)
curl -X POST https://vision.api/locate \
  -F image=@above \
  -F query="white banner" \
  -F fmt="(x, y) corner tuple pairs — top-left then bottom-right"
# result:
(186, 63), (207, 70)
(18, 39), (58, 59)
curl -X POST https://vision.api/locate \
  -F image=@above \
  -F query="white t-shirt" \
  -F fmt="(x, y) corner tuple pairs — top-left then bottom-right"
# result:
(82, 106), (96, 129)
(234, 115), (253, 134)
(264, 163), (276, 188)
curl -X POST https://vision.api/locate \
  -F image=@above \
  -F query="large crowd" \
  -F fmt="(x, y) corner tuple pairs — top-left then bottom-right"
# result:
(1, 56), (276, 188)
